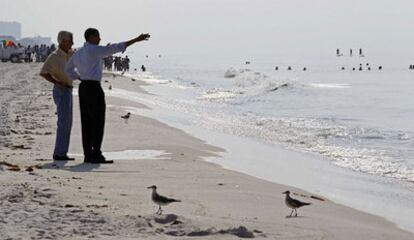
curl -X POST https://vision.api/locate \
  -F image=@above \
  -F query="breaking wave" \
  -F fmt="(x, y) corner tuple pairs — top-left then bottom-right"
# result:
(199, 68), (292, 102)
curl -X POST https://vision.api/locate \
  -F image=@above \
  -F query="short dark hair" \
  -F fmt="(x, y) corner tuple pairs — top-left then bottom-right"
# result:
(84, 28), (99, 41)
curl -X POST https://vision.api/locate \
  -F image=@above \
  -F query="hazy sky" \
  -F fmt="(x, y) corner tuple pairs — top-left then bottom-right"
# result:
(1, 0), (414, 57)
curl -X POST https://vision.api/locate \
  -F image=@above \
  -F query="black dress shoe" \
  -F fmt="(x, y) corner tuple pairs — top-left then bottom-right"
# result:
(88, 159), (114, 164)
(86, 155), (113, 164)
(53, 155), (75, 161)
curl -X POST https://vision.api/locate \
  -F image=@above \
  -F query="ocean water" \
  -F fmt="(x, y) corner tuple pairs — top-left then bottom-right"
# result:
(124, 52), (414, 188)
(104, 52), (414, 231)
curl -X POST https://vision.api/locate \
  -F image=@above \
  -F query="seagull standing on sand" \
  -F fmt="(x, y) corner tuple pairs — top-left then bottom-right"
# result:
(282, 190), (311, 217)
(147, 185), (181, 215)
(121, 112), (131, 120)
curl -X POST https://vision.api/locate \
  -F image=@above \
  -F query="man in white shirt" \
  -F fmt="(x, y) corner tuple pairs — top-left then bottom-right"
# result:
(65, 28), (150, 164)
(40, 31), (75, 161)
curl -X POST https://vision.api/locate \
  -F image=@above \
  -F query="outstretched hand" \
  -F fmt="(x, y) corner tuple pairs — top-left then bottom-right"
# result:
(137, 33), (150, 42)
(125, 33), (151, 48)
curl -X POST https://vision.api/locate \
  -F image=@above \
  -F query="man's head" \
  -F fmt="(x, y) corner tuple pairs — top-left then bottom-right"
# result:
(57, 30), (73, 53)
(84, 28), (100, 45)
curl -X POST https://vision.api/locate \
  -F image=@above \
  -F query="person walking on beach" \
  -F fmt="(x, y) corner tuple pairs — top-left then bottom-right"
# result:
(65, 28), (150, 164)
(40, 31), (75, 161)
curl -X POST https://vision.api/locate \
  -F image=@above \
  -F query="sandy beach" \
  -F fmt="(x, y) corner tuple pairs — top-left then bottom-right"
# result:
(0, 63), (413, 239)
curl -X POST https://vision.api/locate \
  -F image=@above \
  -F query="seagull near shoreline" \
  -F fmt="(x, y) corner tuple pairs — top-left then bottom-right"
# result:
(121, 112), (131, 120)
(283, 190), (311, 217)
(147, 185), (181, 215)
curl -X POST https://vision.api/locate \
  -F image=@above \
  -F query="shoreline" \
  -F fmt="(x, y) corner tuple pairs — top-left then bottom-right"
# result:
(0, 63), (412, 239)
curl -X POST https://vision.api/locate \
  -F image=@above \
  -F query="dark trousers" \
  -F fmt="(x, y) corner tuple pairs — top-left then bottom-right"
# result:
(78, 81), (105, 160)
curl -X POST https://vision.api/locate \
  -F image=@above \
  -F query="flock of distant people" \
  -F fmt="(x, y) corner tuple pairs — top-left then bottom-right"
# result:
(1, 43), (57, 62)
(343, 63), (383, 71)
(103, 55), (130, 72)
(103, 56), (149, 73)
(273, 66), (308, 71)
(264, 48), (384, 71)
(24, 44), (56, 62)
(336, 48), (365, 57)
(243, 48), (386, 72)
(270, 64), (383, 72)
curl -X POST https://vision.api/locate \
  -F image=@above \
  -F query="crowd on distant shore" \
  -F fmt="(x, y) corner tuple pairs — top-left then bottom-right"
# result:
(24, 44), (56, 62)
(0, 43), (56, 62)
(1, 44), (135, 69)
(103, 55), (130, 72)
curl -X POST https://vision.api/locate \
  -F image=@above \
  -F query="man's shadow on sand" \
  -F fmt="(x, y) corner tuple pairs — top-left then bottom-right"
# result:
(42, 161), (101, 172)
(41, 161), (142, 173)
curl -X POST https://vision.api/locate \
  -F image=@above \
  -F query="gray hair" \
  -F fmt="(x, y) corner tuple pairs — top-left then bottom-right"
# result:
(57, 31), (73, 44)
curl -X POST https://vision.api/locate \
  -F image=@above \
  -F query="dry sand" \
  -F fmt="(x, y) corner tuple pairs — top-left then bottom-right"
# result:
(0, 63), (412, 239)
